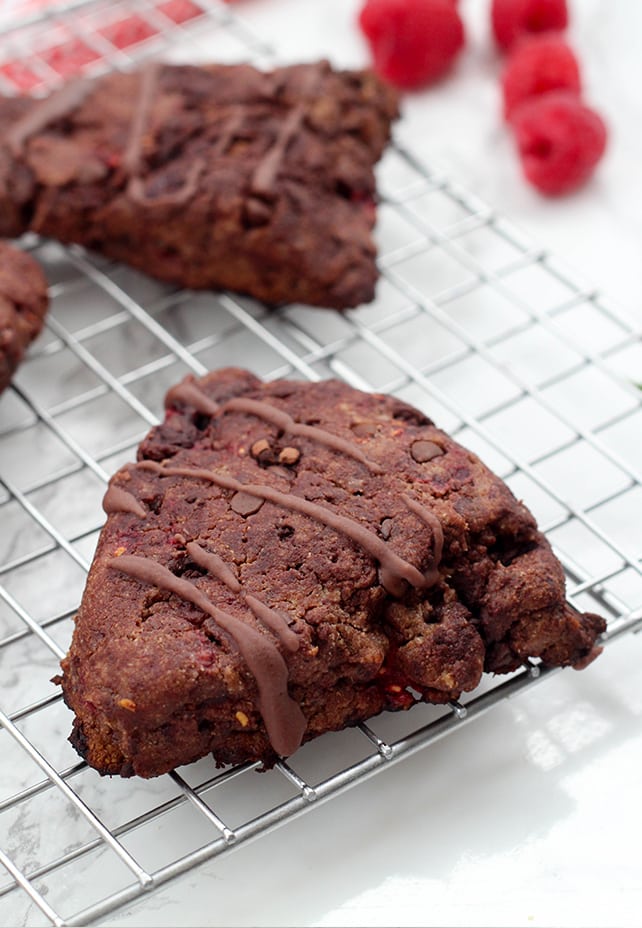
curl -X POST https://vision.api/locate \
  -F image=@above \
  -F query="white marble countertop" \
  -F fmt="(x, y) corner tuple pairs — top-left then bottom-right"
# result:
(100, 2), (642, 926)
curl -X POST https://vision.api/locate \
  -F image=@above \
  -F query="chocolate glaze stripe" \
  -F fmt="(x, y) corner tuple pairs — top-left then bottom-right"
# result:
(7, 78), (95, 156)
(187, 543), (297, 651)
(244, 594), (300, 653)
(122, 62), (161, 179)
(123, 63), (205, 206)
(185, 541), (299, 651)
(128, 157), (206, 207)
(102, 484), (147, 519)
(248, 61), (327, 198)
(190, 537), (300, 652)
(209, 106), (245, 159)
(103, 473), (298, 652)
(186, 541), (242, 593)
(165, 375), (221, 417)
(251, 104), (303, 198)
(164, 377), (382, 473)
(137, 460), (429, 596)
(107, 554), (306, 757)
(402, 494), (444, 586)
(221, 396), (384, 474)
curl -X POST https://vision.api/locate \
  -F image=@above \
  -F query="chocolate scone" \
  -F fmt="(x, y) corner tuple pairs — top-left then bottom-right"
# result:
(0, 241), (49, 394)
(0, 61), (398, 309)
(58, 369), (605, 778)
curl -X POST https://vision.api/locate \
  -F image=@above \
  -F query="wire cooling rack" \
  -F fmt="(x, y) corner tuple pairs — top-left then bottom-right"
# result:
(1, 1), (641, 925)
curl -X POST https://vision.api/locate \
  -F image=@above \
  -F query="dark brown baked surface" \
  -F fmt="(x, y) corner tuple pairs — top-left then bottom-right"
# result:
(59, 368), (605, 778)
(0, 241), (49, 394)
(0, 61), (398, 309)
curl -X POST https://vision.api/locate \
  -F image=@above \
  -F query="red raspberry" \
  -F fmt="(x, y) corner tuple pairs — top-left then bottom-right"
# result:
(100, 15), (158, 49)
(41, 38), (101, 78)
(358, 0), (465, 91)
(511, 91), (607, 195)
(501, 34), (581, 122)
(157, 1), (204, 22)
(491, 0), (569, 52)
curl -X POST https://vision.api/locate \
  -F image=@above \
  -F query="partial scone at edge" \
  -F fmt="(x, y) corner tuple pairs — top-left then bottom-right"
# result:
(0, 61), (398, 309)
(0, 241), (49, 394)
(58, 368), (605, 778)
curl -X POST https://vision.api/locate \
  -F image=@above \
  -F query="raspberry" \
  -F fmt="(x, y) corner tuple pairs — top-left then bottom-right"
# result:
(358, 0), (465, 91)
(157, 0), (204, 22)
(41, 38), (101, 78)
(491, 0), (569, 52)
(100, 15), (158, 49)
(511, 92), (607, 195)
(1, 61), (42, 92)
(501, 34), (581, 122)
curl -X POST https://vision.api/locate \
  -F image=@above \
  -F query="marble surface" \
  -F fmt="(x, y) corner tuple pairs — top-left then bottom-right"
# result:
(99, 2), (642, 927)
(1, 2), (641, 926)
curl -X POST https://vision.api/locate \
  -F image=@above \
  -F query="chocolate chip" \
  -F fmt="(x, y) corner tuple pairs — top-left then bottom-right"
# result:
(250, 438), (276, 468)
(410, 440), (444, 463)
(251, 439), (271, 458)
(351, 421), (378, 437)
(243, 196), (272, 227)
(267, 465), (292, 480)
(230, 491), (264, 516)
(279, 446), (300, 465)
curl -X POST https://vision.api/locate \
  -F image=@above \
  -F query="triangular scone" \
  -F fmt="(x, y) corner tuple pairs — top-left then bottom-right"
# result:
(0, 61), (398, 309)
(59, 369), (605, 777)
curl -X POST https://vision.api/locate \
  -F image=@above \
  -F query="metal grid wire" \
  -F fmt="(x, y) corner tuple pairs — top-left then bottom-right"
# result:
(0, 1), (641, 924)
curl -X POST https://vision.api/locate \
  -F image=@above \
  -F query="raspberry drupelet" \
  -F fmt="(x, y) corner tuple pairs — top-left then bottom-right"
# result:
(492, 0), (569, 52)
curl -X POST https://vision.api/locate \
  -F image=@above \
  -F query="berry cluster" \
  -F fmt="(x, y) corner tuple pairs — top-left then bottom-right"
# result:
(496, 3), (607, 195)
(357, 0), (607, 196)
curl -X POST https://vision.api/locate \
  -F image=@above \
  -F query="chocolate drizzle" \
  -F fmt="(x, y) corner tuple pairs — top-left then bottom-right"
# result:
(122, 62), (161, 180)
(107, 553), (306, 757)
(165, 374), (221, 417)
(210, 107), (245, 158)
(102, 484), (147, 519)
(186, 541), (241, 593)
(137, 460), (431, 596)
(221, 396), (383, 474)
(244, 594), (300, 653)
(402, 494), (444, 587)
(7, 78), (95, 156)
(122, 62), (203, 208)
(186, 541), (298, 653)
(128, 157), (205, 207)
(251, 104), (303, 199)
(101, 472), (306, 753)
(163, 376), (382, 473)
(249, 61), (326, 200)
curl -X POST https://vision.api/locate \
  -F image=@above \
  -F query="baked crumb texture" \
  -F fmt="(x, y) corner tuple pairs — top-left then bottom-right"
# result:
(0, 61), (399, 309)
(0, 241), (49, 394)
(59, 368), (606, 778)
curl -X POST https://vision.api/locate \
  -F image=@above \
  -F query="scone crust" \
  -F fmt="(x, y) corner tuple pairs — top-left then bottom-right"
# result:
(0, 242), (49, 394)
